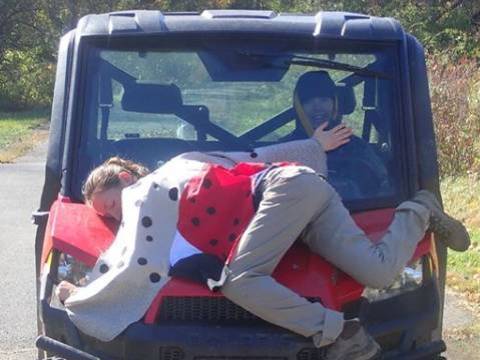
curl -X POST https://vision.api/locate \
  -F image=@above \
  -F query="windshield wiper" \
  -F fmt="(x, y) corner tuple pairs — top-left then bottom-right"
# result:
(239, 52), (391, 79)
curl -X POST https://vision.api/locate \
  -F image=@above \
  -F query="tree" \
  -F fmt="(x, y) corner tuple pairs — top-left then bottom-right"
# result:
(0, 0), (479, 110)
(0, 1), (38, 64)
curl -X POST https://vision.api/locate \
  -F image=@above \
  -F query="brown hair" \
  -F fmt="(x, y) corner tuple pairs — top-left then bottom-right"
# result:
(82, 157), (150, 203)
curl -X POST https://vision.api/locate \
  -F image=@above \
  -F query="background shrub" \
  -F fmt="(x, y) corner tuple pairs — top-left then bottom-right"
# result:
(428, 55), (480, 178)
(0, 50), (55, 111)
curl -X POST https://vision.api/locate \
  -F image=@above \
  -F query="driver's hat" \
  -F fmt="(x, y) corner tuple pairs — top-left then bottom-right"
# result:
(295, 71), (336, 104)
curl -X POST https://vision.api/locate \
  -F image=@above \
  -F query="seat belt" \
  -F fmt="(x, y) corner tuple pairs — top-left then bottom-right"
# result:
(294, 92), (314, 136)
(362, 78), (377, 141)
(99, 76), (113, 140)
(99, 104), (112, 140)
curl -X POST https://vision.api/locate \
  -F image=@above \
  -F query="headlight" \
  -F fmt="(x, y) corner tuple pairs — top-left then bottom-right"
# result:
(58, 253), (92, 286)
(362, 257), (424, 302)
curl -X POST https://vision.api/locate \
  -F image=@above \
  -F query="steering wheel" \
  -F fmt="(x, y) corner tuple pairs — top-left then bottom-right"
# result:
(327, 136), (388, 199)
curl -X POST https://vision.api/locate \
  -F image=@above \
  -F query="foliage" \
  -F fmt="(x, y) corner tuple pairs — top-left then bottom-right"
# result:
(0, 49), (55, 110)
(1, 1), (479, 111)
(428, 56), (480, 177)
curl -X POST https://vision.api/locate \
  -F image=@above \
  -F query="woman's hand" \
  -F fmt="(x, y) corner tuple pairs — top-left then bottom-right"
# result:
(312, 122), (353, 151)
(56, 280), (77, 303)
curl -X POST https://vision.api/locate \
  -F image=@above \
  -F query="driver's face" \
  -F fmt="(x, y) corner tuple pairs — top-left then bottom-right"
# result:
(302, 96), (335, 129)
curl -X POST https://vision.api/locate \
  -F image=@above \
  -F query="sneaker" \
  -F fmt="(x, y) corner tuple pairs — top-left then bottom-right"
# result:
(412, 190), (470, 252)
(324, 319), (381, 360)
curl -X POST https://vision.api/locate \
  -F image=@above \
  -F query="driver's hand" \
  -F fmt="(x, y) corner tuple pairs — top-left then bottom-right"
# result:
(56, 280), (77, 303)
(313, 122), (352, 151)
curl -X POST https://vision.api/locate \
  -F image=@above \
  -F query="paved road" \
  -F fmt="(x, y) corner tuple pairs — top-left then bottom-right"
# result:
(0, 142), (477, 359)
(0, 142), (47, 360)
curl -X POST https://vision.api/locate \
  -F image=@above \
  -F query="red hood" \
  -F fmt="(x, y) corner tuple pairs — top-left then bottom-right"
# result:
(42, 196), (431, 324)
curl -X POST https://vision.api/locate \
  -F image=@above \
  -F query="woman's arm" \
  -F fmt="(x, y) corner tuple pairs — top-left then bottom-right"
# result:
(214, 123), (351, 174)
(179, 139), (327, 174)
(252, 138), (328, 174)
(181, 123), (352, 174)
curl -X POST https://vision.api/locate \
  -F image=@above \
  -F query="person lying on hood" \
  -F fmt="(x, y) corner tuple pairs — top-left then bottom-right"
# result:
(56, 129), (469, 360)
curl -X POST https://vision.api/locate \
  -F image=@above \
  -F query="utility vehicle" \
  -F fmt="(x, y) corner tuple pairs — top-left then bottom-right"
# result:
(34, 9), (446, 360)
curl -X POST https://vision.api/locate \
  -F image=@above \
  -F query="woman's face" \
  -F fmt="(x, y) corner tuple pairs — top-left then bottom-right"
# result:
(89, 172), (135, 221)
(302, 96), (335, 129)
(90, 185), (124, 221)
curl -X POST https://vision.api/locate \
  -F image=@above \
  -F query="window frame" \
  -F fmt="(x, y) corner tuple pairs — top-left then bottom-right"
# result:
(70, 35), (409, 211)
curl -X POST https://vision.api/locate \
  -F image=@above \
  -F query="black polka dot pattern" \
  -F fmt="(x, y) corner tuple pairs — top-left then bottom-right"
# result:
(203, 179), (212, 189)
(146, 235), (153, 242)
(142, 216), (152, 227)
(99, 264), (109, 274)
(228, 233), (237, 242)
(206, 207), (216, 215)
(209, 239), (218, 246)
(168, 187), (178, 201)
(191, 217), (200, 226)
(233, 218), (240, 226)
(150, 273), (161, 283)
(250, 152), (258, 158)
(153, 182), (160, 190)
(189, 197), (196, 203)
(137, 257), (148, 266)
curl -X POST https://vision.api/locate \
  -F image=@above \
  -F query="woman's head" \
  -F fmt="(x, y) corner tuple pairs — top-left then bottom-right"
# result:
(295, 71), (338, 129)
(83, 157), (150, 220)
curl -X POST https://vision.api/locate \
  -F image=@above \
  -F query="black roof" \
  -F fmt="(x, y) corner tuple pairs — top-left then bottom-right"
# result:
(76, 10), (405, 41)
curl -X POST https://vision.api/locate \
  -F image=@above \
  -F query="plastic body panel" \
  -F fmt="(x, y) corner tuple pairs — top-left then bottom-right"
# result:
(40, 280), (444, 360)
(406, 34), (445, 341)
(42, 201), (431, 324)
(75, 10), (403, 40)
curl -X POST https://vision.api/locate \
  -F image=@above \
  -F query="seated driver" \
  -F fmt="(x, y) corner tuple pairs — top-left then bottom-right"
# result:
(56, 130), (469, 360)
(294, 71), (390, 198)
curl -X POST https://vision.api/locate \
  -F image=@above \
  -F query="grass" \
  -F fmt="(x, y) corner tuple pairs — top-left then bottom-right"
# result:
(447, 230), (480, 305)
(0, 109), (49, 162)
(441, 176), (480, 306)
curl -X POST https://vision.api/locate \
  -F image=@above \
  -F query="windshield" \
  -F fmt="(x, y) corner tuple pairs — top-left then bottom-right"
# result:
(76, 38), (402, 207)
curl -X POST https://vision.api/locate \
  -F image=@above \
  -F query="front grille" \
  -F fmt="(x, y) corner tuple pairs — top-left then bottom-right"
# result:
(296, 348), (327, 360)
(159, 297), (260, 322)
(159, 347), (185, 360)
(195, 358), (285, 360)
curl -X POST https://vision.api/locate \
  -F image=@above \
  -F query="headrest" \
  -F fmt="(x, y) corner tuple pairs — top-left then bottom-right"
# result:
(121, 82), (182, 114)
(336, 84), (356, 115)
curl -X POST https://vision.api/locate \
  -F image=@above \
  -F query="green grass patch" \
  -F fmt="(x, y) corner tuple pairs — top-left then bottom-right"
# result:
(0, 109), (49, 162)
(442, 176), (480, 305)
(441, 175), (480, 228)
(447, 229), (480, 304)
(448, 228), (480, 275)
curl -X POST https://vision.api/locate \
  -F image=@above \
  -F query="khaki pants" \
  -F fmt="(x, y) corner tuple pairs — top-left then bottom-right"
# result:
(221, 166), (429, 347)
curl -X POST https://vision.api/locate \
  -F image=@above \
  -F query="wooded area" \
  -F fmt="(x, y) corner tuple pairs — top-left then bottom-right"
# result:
(1, 1), (479, 176)
(0, 0), (478, 110)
